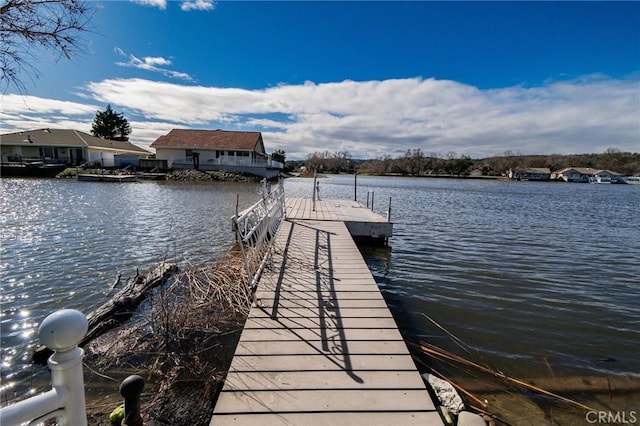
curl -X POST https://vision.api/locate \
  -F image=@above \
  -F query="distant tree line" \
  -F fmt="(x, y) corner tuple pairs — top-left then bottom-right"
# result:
(300, 148), (640, 177)
(358, 149), (474, 177)
(304, 151), (353, 174)
(480, 148), (640, 176)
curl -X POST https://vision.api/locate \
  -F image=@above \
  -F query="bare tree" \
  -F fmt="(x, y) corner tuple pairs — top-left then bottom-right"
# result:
(0, 0), (95, 93)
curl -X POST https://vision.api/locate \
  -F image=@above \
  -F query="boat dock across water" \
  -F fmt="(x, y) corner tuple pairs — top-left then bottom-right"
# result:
(211, 198), (442, 425)
(76, 173), (138, 182)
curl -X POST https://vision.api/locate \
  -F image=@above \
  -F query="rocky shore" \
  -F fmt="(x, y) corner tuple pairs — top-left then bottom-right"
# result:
(55, 167), (266, 182)
(165, 169), (262, 182)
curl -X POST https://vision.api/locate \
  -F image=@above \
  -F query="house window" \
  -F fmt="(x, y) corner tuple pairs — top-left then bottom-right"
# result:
(186, 149), (193, 160)
(38, 147), (57, 159)
(215, 150), (220, 159)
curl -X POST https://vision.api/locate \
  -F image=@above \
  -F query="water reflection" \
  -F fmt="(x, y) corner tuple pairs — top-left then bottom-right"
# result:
(0, 178), (261, 401)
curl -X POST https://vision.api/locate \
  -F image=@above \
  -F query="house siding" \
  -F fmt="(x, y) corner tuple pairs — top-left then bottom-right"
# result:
(157, 148), (268, 169)
(508, 168), (551, 181)
(87, 149), (115, 167)
(150, 129), (281, 178)
(554, 168), (623, 183)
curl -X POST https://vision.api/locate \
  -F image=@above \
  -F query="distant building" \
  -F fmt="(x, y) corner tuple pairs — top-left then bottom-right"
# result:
(0, 128), (151, 167)
(150, 129), (283, 178)
(553, 167), (623, 183)
(508, 167), (551, 181)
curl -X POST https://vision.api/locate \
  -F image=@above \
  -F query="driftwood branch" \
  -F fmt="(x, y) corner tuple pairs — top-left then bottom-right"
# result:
(33, 263), (179, 365)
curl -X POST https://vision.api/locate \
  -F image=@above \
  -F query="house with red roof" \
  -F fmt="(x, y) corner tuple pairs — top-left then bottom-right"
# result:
(150, 129), (282, 178)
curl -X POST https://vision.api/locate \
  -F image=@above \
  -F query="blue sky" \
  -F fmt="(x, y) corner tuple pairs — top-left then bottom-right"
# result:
(1, 1), (639, 160)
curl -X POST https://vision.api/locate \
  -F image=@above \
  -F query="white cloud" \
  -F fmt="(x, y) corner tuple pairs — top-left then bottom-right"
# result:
(0, 95), (98, 137)
(130, 0), (215, 11)
(181, 0), (215, 12)
(125, 120), (177, 150)
(0, 95), (98, 117)
(114, 48), (193, 81)
(0, 94), (171, 150)
(131, 0), (167, 10)
(144, 57), (173, 67)
(2, 76), (638, 159)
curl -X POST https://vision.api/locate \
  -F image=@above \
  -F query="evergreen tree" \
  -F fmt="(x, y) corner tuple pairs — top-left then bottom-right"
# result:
(271, 149), (286, 163)
(91, 105), (132, 141)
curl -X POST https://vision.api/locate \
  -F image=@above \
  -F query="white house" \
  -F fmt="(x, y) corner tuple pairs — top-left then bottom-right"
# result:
(0, 128), (151, 167)
(554, 167), (621, 183)
(150, 129), (283, 178)
(508, 167), (551, 181)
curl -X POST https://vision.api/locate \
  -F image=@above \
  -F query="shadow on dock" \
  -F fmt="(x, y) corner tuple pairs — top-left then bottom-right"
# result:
(263, 220), (364, 384)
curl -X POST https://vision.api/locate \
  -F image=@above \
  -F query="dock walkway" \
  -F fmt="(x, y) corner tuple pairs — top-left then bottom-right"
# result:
(211, 199), (441, 425)
(285, 198), (394, 240)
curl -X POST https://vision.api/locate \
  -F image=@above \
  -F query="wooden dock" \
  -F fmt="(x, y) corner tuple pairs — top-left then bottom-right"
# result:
(76, 174), (137, 182)
(285, 198), (393, 240)
(211, 199), (441, 425)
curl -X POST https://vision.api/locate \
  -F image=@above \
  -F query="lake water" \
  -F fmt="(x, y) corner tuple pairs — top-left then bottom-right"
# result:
(0, 178), (261, 401)
(289, 176), (640, 379)
(1, 175), (639, 408)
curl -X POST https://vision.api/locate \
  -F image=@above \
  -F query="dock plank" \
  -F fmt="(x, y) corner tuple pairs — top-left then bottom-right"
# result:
(244, 316), (400, 330)
(238, 327), (406, 342)
(234, 339), (412, 356)
(210, 411), (440, 426)
(214, 389), (434, 413)
(229, 354), (420, 372)
(223, 370), (428, 390)
(250, 306), (395, 319)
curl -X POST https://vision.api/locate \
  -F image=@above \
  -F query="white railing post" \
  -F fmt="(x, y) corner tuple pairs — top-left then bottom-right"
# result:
(0, 309), (88, 426)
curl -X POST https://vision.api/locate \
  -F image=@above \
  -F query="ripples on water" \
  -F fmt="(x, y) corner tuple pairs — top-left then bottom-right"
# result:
(288, 175), (640, 379)
(0, 178), (261, 400)
(1, 175), (638, 404)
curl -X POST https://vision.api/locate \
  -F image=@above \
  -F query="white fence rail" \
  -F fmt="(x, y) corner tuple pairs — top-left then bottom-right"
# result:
(233, 181), (286, 290)
(0, 309), (88, 426)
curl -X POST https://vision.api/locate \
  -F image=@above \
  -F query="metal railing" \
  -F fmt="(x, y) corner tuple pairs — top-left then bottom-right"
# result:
(0, 309), (89, 426)
(365, 190), (392, 222)
(1, 155), (68, 166)
(233, 181), (286, 291)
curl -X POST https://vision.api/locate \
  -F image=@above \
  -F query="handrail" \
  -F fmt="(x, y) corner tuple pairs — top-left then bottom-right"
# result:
(233, 181), (285, 292)
(0, 309), (88, 426)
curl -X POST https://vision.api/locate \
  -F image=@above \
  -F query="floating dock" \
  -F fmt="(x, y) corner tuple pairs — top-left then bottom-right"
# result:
(285, 197), (393, 240)
(211, 198), (441, 425)
(76, 174), (137, 182)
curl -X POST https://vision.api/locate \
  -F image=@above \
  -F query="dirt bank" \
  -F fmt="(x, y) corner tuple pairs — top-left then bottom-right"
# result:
(80, 253), (252, 425)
